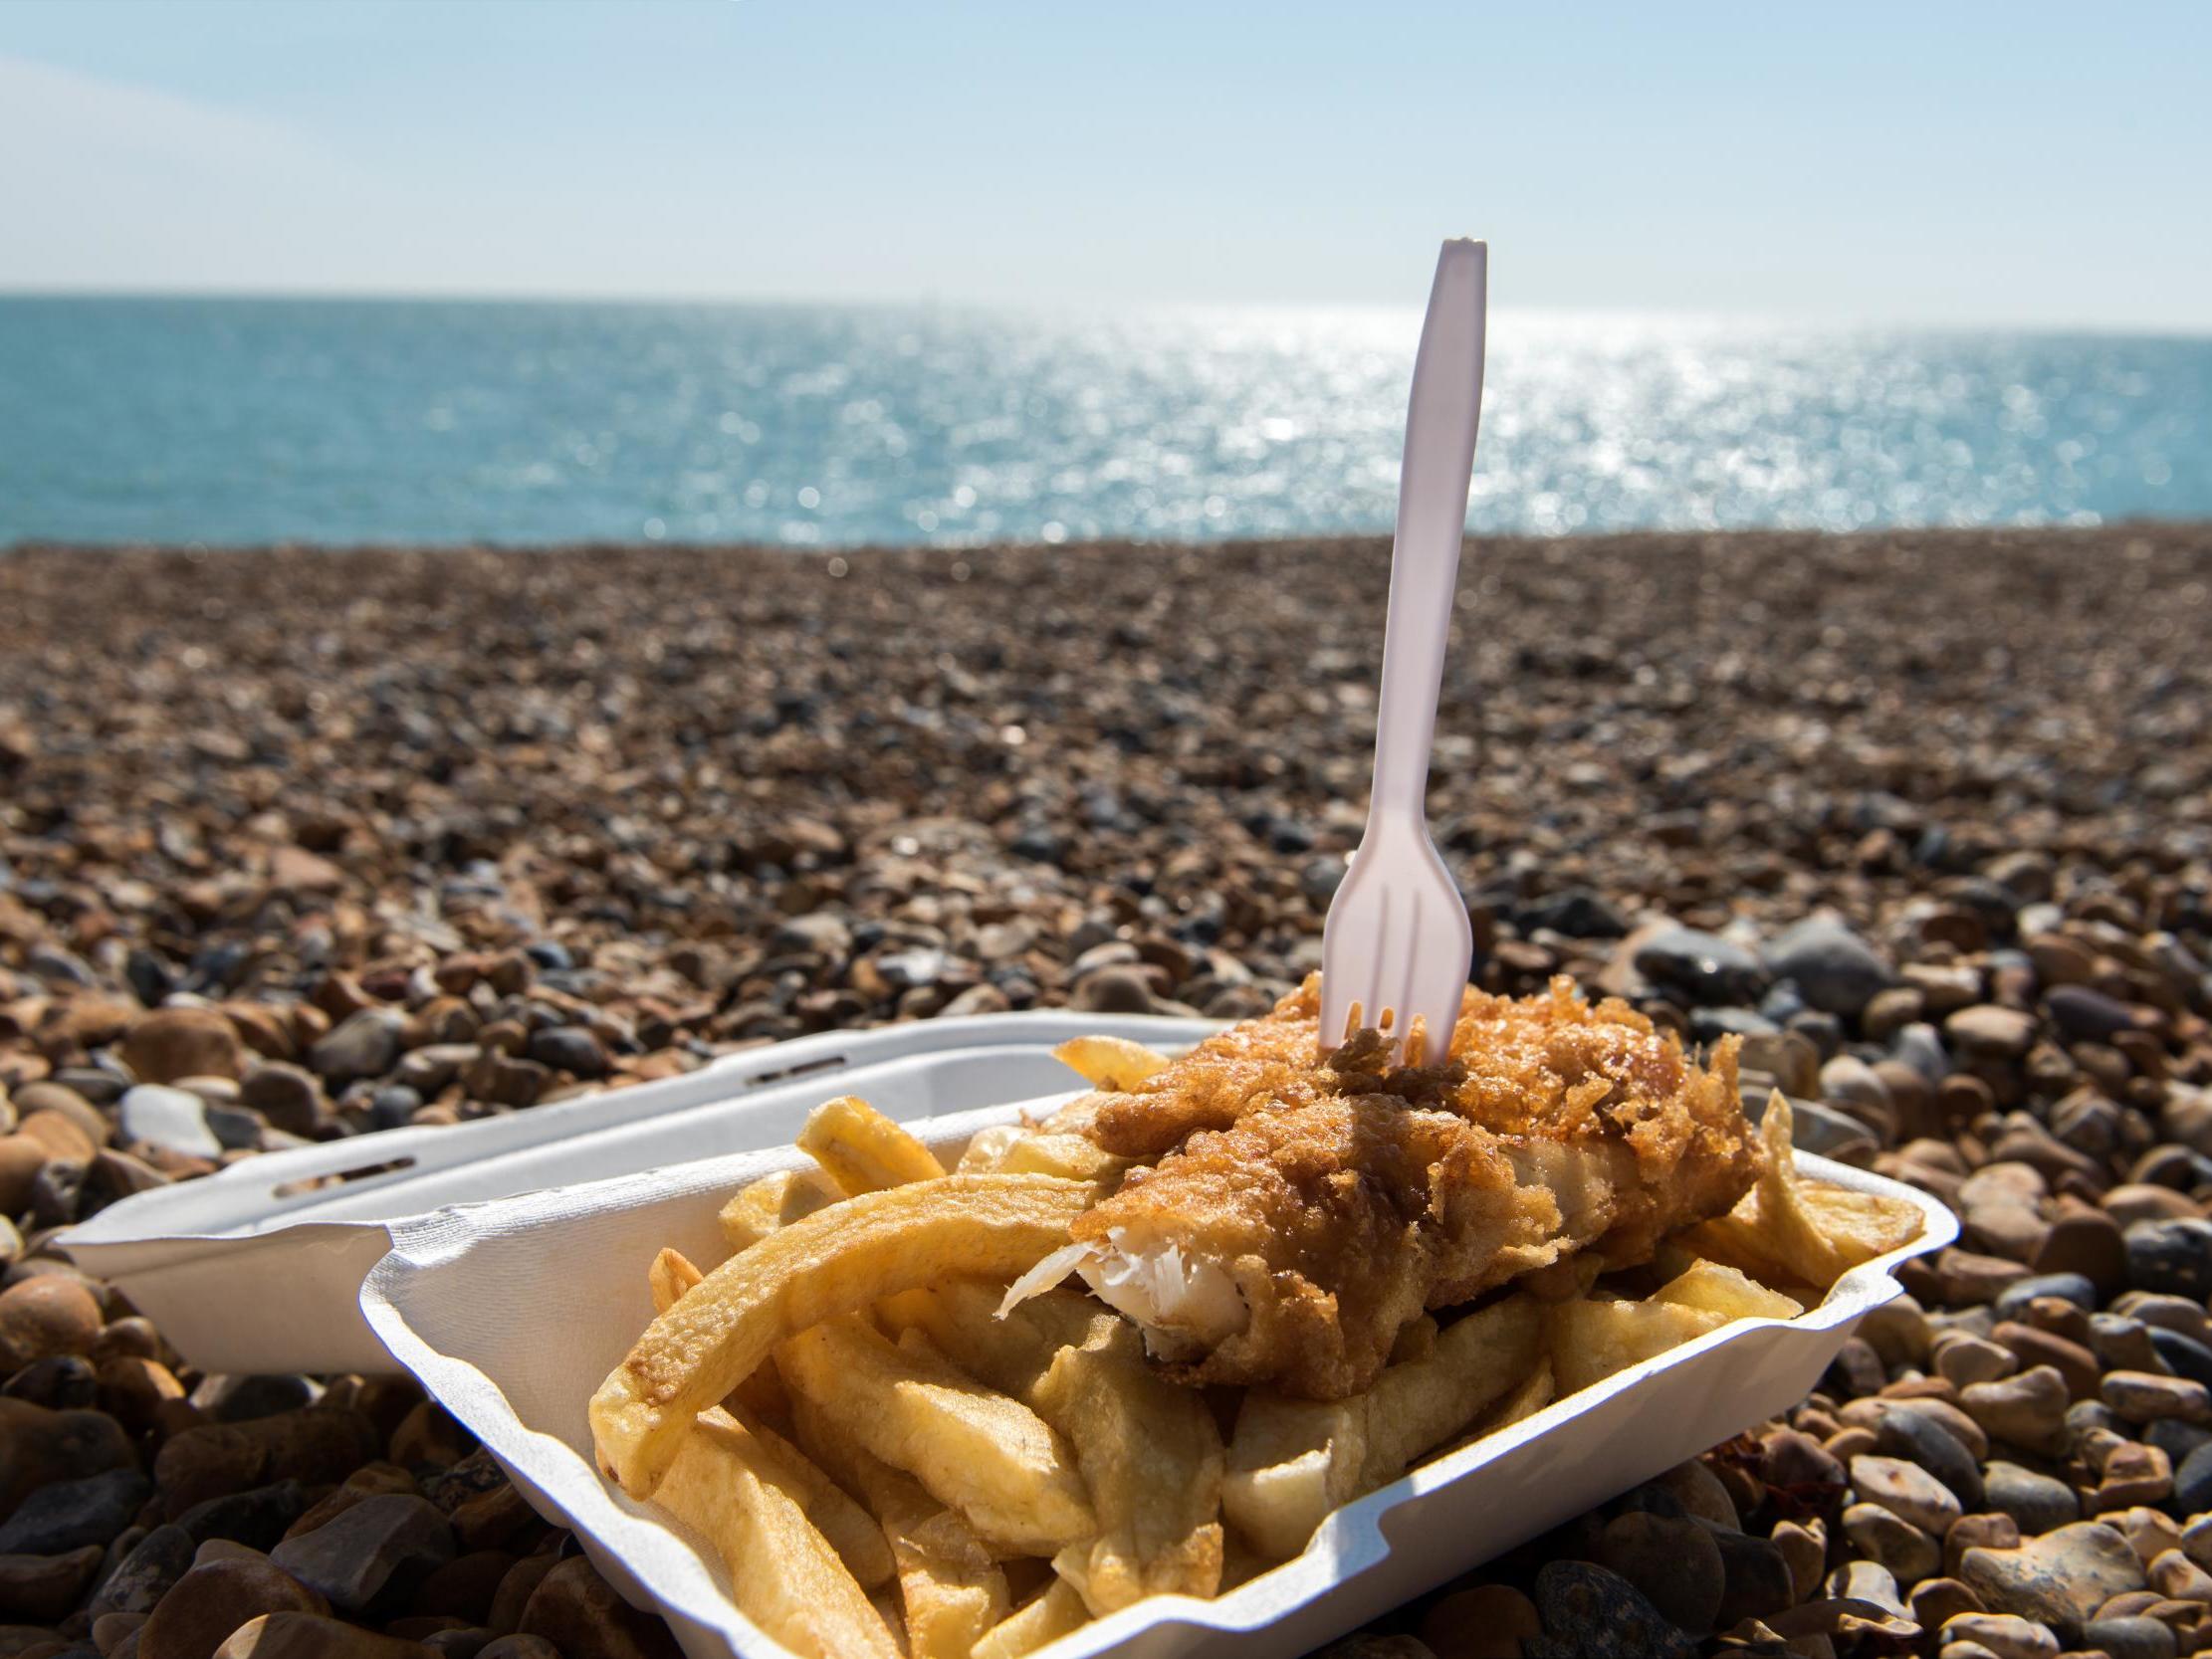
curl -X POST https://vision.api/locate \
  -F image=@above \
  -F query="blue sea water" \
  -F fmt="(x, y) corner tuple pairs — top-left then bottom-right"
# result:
(0, 298), (2204, 548)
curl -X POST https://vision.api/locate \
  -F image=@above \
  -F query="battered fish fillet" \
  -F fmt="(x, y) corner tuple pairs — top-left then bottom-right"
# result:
(1033, 975), (1756, 1399)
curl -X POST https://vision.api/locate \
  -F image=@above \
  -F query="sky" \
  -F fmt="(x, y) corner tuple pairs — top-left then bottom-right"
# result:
(1, 1), (2208, 328)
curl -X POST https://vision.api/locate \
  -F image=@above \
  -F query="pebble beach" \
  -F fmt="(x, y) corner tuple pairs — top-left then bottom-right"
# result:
(4, 519), (2212, 1659)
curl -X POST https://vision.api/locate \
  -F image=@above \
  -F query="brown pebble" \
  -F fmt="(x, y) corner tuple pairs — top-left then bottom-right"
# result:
(94, 1318), (166, 1363)
(0, 1542), (105, 1621)
(0, 1397), (136, 1516)
(411, 1552), (514, 1626)
(1881, 1395), (1991, 1459)
(2146, 1548), (2212, 1601)
(1761, 1427), (1845, 1489)
(2020, 1296), (2095, 1348)
(283, 1465), (418, 1543)
(137, 1557), (330, 1659)
(2104, 1184), (2204, 1225)
(120, 1009), (246, 1087)
(1843, 1501), (1941, 1584)
(17, 1110), (97, 1164)
(2119, 1508), (2184, 1566)
(2136, 1594), (2204, 1631)
(2101, 1371), (2212, 1425)
(1938, 1610), (2061, 1658)
(389, 1403), (471, 1471)
(1947, 1513), (2024, 1577)
(155, 1411), (382, 1520)
(485, 1555), (554, 1638)
(1825, 1426), (1880, 1462)
(1909, 1574), (1985, 1628)
(2091, 1444), (2173, 1513)
(0, 1276), (103, 1371)
(2032, 1209), (2130, 1296)
(0, 1136), (46, 1213)
(1961, 1366), (2071, 1454)
(1656, 1458), (1738, 1530)
(1991, 1321), (2101, 1401)
(1937, 1334), (2020, 1387)
(448, 1486), (534, 1555)
(1771, 1519), (1827, 1604)
(382, 1617), (466, 1642)
(2098, 1588), (2164, 1618)
(1591, 1511), (1723, 1633)
(97, 1355), (186, 1433)
(518, 1558), (674, 1659)
(1957, 1520), (2148, 1628)
(210, 1612), (434, 1656)
(1851, 1454), (1964, 1537)
(1419, 1584), (1540, 1659)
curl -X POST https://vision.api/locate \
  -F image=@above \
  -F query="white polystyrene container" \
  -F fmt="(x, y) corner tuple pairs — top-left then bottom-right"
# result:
(57, 1013), (1217, 1375)
(360, 1075), (1957, 1659)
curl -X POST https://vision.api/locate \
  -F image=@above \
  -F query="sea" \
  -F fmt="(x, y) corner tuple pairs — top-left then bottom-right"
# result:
(0, 298), (2205, 548)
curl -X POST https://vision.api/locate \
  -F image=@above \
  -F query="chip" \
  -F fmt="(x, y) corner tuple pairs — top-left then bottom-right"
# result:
(790, 1395), (1008, 1659)
(591, 1172), (1093, 1497)
(971, 1578), (1089, 1659)
(1685, 1093), (1922, 1288)
(798, 1095), (946, 1195)
(888, 1280), (1222, 1610)
(776, 1315), (1096, 1555)
(1546, 1296), (1730, 1397)
(1051, 1035), (1171, 1091)
(956, 1125), (1030, 1173)
(1222, 1296), (1540, 1557)
(718, 1168), (835, 1252)
(651, 1406), (899, 1659)
(1652, 1259), (1804, 1323)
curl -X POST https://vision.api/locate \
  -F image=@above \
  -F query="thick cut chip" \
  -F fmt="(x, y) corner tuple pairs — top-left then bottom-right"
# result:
(1652, 1259), (1804, 1323)
(734, 1406), (896, 1591)
(652, 1406), (899, 1659)
(790, 1396), (1008, 1659)
(775, 1315), (1095, 1555)
(957, 1125), (1129, 1185)
(994, 1132), (1129, 1184)
(797, 1095), (946, 1195)
(1389, 1315), (1439, 1364)
(971, 1579), (1089, 1659)
(883, 1281), (1223, 1609)
(642, 1257), (891, 1586)
(1219, 1393), (1362, 1561)
(1684, 1094), (1922, 1288)
(718, 1169), (834, 1252)
(1357, 1296), (1542, 1489)
(1477, 1358), (1555, 1434)
(1052, 1035), (1172, 1091)
(1547, 1297), (1729, 1396)
(1222, 1296), (1540, 1558)
(649, 1246), (704, 1315)
(647, 1246), (797, 1463)
(591, 1172), (1093, 1497)
(957, 1125), (1030, 1173)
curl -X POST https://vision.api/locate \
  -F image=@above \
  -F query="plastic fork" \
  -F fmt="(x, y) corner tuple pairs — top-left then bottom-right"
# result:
(1318, 238), (1487, 1065)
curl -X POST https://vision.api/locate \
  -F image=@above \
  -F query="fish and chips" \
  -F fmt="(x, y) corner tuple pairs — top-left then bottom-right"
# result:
(586, 978), (1923, 1657)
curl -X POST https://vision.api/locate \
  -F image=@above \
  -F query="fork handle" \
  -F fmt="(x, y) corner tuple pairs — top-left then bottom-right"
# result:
(1367, 238), (1486, 828)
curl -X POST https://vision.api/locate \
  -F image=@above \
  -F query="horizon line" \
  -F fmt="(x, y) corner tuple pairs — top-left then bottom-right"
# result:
(0, 285), (2207, 339)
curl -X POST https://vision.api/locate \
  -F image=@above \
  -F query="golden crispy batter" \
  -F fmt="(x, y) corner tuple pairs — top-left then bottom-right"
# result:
(1072, 975), (1754, 1399)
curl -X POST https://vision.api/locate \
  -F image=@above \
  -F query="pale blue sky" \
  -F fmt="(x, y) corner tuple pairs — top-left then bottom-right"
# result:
(2, 1), (2207, 326)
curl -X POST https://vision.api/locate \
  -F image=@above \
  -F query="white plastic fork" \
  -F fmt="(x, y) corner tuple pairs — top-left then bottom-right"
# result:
(1318, 238), (1487, 1065)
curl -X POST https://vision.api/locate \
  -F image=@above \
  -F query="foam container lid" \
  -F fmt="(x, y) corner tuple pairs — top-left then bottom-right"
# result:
(58, 1012), (1217, 1375)
(362, 1078), (1957, 1659)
